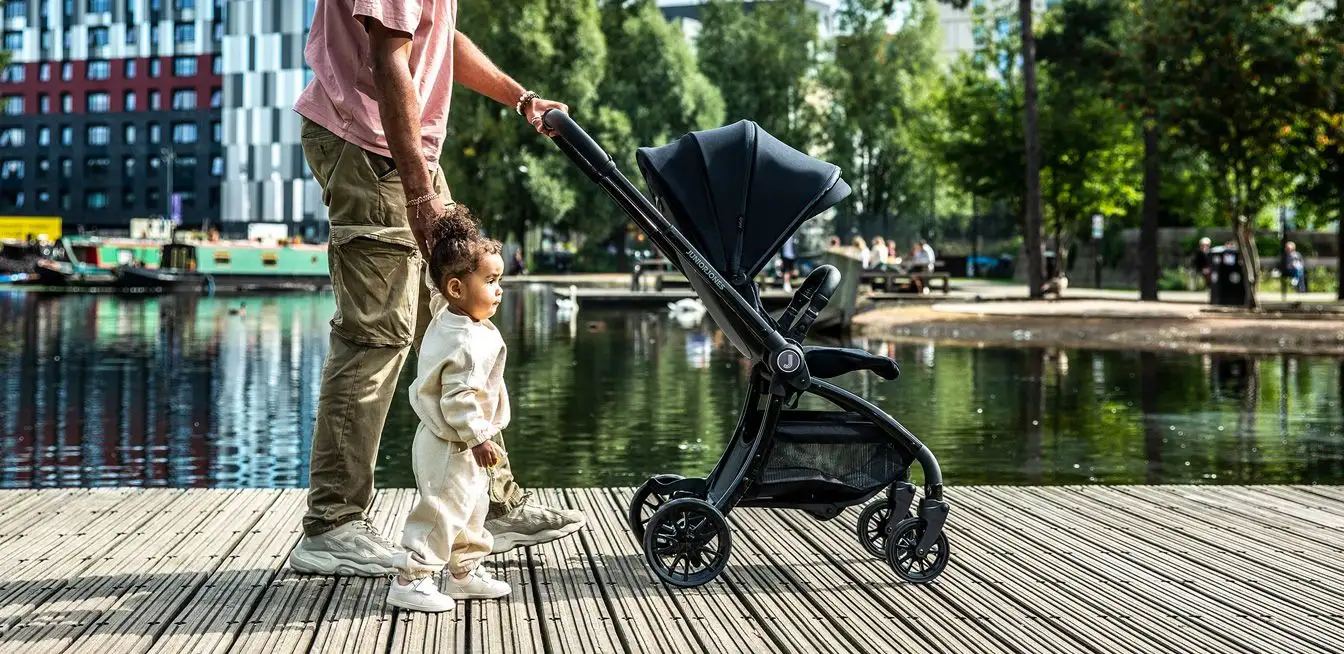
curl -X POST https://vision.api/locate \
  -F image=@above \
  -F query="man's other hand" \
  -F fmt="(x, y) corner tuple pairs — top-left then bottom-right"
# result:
(525, 98), (569, 137)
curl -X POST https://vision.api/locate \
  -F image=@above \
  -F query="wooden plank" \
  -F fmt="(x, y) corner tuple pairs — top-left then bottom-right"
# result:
(527, 489), (624, 654)
(146, 489), (307, 654)
(974, 487), (1343, 653)
(1, 489), (244, 653)
(229, 490), (406, 654)
(58, 489), (285, 654)
(565, 488), (707, 654)
(603, 488), (786, 654)
(0, 490), (183, 637)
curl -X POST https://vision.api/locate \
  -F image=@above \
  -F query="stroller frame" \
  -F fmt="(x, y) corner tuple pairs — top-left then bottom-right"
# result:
(543, 111), (950, 587)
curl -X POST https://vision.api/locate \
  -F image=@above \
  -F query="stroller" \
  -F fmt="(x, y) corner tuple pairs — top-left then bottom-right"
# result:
(544, 111), (950, 588)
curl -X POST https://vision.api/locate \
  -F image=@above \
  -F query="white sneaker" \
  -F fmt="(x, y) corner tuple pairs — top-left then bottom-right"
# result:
(288, 520), (400, 577)
(447, 567), (511, 600)
(387, 576), (456, 613)
(485, 502), (586, 554)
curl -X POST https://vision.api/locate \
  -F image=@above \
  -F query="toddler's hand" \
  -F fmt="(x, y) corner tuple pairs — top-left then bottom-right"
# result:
(472, 441), (498, 469)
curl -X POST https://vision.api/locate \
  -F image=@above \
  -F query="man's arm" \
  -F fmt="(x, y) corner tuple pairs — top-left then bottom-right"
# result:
(368, 20), (446, 255)
(453, 30), (568, 135)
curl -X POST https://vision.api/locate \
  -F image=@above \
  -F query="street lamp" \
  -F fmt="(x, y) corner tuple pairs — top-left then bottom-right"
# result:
(160, 147), (176, 240)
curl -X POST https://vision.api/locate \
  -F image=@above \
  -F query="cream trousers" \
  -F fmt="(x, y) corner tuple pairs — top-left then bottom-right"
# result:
(396, 423), (493, 578)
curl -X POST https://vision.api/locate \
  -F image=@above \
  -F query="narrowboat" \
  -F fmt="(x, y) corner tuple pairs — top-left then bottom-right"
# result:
(114, 241), (330, 293)
(33, 237), (165, 288)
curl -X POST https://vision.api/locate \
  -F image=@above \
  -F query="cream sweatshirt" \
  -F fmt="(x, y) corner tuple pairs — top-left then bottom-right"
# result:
(409, 289), (510, 449)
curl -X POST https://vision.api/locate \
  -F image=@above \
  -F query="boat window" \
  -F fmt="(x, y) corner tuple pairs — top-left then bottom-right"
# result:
(261, 252), (278, 267)
(213, 250), (230, 265)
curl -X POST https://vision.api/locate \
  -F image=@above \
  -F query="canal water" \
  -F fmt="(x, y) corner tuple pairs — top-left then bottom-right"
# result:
(1, 289), (1341, 490)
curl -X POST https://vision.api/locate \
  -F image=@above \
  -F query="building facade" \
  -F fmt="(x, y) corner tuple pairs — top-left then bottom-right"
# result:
(0, 0), (225, 231)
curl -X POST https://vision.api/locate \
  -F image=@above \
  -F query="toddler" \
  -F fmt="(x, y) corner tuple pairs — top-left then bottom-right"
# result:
(386, 204), (511, 613)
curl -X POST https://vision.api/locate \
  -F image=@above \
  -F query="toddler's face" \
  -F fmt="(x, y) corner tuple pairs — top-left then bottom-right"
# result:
(443, 253), (504, 321)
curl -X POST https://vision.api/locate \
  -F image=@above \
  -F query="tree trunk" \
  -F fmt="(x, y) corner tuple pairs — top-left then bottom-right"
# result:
(1139, 115), (1161, 301)
(1337, 199), (1343, 300)
(610, 225), (629, 273)
(1020, 0), (1046, 298)
(1234, 216), (1260, 309)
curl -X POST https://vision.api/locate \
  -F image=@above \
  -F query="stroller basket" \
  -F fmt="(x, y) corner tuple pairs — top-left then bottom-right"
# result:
(757, 411), (911, 503)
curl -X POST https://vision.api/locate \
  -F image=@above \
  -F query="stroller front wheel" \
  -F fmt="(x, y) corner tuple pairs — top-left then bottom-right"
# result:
(642, 498), (732, 589)
(884, 517), (950, 583)
(857, 501), (911, 559)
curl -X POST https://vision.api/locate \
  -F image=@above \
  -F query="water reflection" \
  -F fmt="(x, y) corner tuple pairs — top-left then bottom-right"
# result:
(0, 289), (1341, 489)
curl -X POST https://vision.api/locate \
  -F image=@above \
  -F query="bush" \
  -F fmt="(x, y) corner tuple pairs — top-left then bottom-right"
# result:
(1159, 268), (1191, 292)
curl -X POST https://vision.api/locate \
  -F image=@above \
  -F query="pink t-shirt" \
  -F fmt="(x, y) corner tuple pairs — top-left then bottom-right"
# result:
(294, 0), (458, 165)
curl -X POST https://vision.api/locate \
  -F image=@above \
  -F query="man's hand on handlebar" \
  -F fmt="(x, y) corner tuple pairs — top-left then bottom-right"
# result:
(523, 97), (569, 137)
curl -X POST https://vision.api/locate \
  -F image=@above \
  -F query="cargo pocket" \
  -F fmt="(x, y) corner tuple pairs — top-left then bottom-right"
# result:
(328, 227), (421, 348)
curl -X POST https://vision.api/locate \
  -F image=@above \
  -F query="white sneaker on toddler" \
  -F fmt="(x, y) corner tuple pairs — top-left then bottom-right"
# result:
(387, 575), (456, 613)
(447, 566), (511, 599)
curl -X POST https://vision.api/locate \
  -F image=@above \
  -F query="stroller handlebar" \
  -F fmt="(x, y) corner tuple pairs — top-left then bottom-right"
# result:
(543, 109), (612, 180)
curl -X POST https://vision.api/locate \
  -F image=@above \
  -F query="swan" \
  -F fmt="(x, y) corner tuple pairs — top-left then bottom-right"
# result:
(556, 285), (578, 322)
(666, 297), (705, 315)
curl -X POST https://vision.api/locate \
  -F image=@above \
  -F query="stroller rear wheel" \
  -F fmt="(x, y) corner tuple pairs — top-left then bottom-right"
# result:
(642, 498), (732, 588)
(857, 501), (912, 559)
(884, 517), (949, 583)
(628, 474), (685, 542)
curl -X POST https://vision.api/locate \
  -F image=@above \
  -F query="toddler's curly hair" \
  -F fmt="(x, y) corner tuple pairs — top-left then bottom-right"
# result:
(427, 203), (503, 286)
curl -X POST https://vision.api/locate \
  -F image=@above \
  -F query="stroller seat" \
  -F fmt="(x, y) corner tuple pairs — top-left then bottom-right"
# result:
(542, 110), (951, 589)
(803, 346), (901, 381)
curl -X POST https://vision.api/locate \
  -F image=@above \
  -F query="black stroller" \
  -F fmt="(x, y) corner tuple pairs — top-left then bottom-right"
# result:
(543, 111), (950, 588)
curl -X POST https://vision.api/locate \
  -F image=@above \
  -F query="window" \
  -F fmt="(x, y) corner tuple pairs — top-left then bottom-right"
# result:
(39, 191), (50, 205)
(124, 124), (136, 144)
(211, 121), (220, 143)
(149, 59), (161, 77)
(85, 190), (108, 210)
(171, 88), (196, 110)
(3, 64), (25, 83)
(37, 127), (49, 146)
(173, 56), (196, 77)
(61, 62), (72, 81)
(175, 155), (196, 168)
(3, 32), (22, 51)
(88, 27), (110, 48)
(39, 64), (50, 82)
(151, 0), (161, 10)
(174, 22), (194, 43)
(0, 127), (23, 147)
(86, 60), (111, 80)
(149, 89), (161, 110)
(88, 0), (111, 11)
(172, 122), (197, 143)
(86, 156), (111, 175)
(176, 0), (194, 9)
(210, 87), (222, 108)
(60, 126), (71, 146)
(212, 54), (221, 75)
(86, 92), (110, 113)
(3, 2), (24, 19)
(124, 156), (136, 176)
(147, 188), (159, 208)
(62, 28), (70, 50)
(2, 96), (23, 116)
(211, 156), (222, 176)
(60, 93), (71, 113)
(212, 22), (222, 43)
(38, 94), (49, 113)
(149, 123), (160, 144)
(126, 24), (137, 45)
(124, 91), (136, 112)
(63, 0), (73, 17)
(87, 124), (110, 146)
(122, 189), (134, 208)
(124, 60), (136, 78)
(1, 160), (24, 180)
(38, 158), (48, 174)
(41, 30), (51, 50)
(60, 192), (70, 211)
(60, 158), (72, 178)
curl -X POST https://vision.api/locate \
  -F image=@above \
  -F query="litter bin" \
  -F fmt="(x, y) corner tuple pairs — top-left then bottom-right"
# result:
(1208, 246), (1246, 306)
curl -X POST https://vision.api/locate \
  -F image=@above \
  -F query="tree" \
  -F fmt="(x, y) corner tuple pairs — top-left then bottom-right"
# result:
(1018, 0), (1046, 296)
(1155, 0), (1317, 308)
(560, 0), (724, 270)
(1288, 2), (1344, 299)
(695, 0), (821, 150)
(440, 0), (606, 247)
(824, 0), (943, 241)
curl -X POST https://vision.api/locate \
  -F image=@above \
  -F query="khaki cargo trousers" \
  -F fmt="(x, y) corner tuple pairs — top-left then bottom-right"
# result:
(299, 117), (526, 538)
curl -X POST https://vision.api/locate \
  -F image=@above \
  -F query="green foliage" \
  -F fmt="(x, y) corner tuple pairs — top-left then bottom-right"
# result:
(824, 0), (944, 226)
(696, 0), (820, 150)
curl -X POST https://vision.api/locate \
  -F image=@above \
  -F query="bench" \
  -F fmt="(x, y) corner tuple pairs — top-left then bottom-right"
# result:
(858, 269), (951, 294)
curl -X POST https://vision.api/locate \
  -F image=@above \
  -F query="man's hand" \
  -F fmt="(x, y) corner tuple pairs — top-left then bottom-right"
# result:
(409, 194), (449, 258)
(524, 98), (569, 137)
(471, 440), (499, 469)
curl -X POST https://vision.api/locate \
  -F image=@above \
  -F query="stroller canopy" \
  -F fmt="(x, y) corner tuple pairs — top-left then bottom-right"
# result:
(636, 120), (851, 283)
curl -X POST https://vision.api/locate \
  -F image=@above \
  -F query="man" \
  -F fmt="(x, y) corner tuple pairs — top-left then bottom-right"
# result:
(918, 239), (936, 274)
(287, 0), (585, 577)
(1191, 237), (1212, 289)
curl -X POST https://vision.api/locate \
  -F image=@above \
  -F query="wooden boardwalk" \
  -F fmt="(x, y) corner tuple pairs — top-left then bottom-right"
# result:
(0, 485), (1342, 653)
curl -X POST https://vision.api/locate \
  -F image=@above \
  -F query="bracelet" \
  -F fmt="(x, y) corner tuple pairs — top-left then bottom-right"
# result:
(407, 191), (438, 207)
(515, 90), (539, 116)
